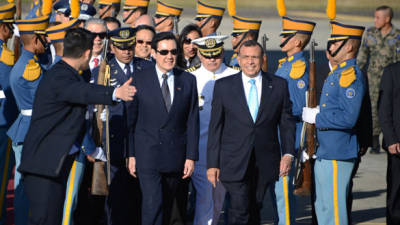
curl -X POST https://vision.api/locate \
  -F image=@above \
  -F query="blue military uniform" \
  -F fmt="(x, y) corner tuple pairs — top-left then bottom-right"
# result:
(25, 0), (42, 19)
(308, 20), (366, 225)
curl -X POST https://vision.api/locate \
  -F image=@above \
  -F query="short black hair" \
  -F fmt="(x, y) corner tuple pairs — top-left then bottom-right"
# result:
(63, 28), (94, 58)
(376, 5), (393, 21)
(103, 16), (121, 29)
(136, 24), (155, 36)
(238, 40), (263, 57)
(151, 32), (178, 50)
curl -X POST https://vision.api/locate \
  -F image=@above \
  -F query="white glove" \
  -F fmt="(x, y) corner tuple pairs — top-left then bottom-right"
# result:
(302, 107), (320, 124)
(90, 147), (107, 162)
(301, 150), (310, 163)
(100, 109), (107, 122)
(13, 24), (19, 37)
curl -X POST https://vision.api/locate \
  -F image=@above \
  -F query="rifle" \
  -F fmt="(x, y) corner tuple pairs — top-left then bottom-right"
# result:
(261, 34), (269, 72)
(293, 39), (317, 196)
(91, 38), (111, 196)
(173, 16), (179, 36)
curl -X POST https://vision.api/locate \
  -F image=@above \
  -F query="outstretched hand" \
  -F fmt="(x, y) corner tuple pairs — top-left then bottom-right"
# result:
(115, 77), (136, 101)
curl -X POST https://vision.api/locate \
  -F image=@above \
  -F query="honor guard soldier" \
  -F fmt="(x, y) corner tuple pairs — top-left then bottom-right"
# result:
(122, 0), (150, 27)
(229, 16), (261, 67)
(98, 0), (121, 19)
(92, 27), (152, 225)
(272, 12), (316, 225)
(0, 2), (18, 224)
(187, 35), (238, 224)
(26, 0), (42, 19)
(65, 3), (97, 27)
(7, 1), (51, 224)
(357, 6), (400, 154)
(302, 21), (366, 225)
(153, 0), (183, 34)
(194, 0), (225, 37)
(52, 0), (70, 23)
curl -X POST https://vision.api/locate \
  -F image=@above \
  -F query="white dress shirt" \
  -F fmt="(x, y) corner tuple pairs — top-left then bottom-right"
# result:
(89, 55), (102, 71)
(115, 58), (133, 75)
(155, 65), (175, 102)
(241, 71), (262, 104)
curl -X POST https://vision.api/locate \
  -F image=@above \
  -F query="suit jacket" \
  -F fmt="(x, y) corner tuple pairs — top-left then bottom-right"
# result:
(19, 60), (115, 178)
(126, 66), (199, 173)
(207, 71), (296, 184)
(379, 62), (400, 150)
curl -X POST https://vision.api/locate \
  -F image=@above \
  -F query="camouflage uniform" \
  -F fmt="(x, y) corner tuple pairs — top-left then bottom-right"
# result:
(357, 26), (400, 136)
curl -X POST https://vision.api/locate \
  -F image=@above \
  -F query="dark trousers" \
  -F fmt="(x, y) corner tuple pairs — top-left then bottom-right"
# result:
(138, 169), (184, 225)
(387, 153), (400, 225)
(221, 154), (268, 225)
(24, 155), (74, 225)
(105, 164), (141, 225)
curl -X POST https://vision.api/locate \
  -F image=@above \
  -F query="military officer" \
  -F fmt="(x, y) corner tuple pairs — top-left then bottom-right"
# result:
(194, 0), (225, 37)
(98, 0), (121, 19)
(122, 0), (149, 27)
(0, 2), (18, 225)
(271, 15), (316, 225)
(229, 16), (262, 67)
(7, 2), (51, 224)
(52, 0), (70, 23)
(92, 27), (152, 225)
(302, 21), (366, 225)
(187, 35), (238, 225)
(357, 5), (400, 154)
(153, 0), (183, 34)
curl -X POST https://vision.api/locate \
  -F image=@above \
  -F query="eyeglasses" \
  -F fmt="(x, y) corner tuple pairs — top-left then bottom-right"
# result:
(231, 33), (241, 38)
(137, 40), (152, 45)
(92, 32), (107, 39)
(183, 37), (192, 45)
(156, 49), (178, 56)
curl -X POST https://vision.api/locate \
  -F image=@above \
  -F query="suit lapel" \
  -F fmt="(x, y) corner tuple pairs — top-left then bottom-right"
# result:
(111, 59), (129, 84)
(233, 73), (254, 124)
(256, 72), (273, 123)
(167, 69), (182, 117)
(145, 67), (169, 117)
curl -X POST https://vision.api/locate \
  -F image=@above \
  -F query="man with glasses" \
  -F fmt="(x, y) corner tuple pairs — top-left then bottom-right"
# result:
(52, 0), (70, 23)
(229, 16), (262, 68)
(187, 35), (238, 225)
(127, 32), (199, 225)
(153, 0), (183, 34)
(135, 25), (155, 60)
(84, 18), (107, 71)
(7, 9), (51, 225)
(122, 0), (149, 27)
(92, 27), (152, 225)
(97, 0), (121, 19)
(194, 0), (224, 37)
(0, 2), (18, 224)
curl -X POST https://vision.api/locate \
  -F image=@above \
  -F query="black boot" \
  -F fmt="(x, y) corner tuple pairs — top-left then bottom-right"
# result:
(370, 135), (381, 154)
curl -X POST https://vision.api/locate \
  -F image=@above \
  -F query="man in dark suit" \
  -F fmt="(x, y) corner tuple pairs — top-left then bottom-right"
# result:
(378, 61), (400, 225)
(126, 32), (199, 225)
(207, 40), (296, 225)
(18, 28), (136, 225)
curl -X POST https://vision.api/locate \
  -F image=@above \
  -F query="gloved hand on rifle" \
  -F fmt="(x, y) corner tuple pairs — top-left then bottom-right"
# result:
(100, 109), (107, 122)
(302, 106), (320, 124)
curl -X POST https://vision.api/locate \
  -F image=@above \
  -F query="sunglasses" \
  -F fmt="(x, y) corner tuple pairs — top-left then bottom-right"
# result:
(137, 40), (152, 45)
(156, 49), (178, 56)
(92, 32), (107, 39)
(231, 33), (241, 37)
(183, 37), (192, 45)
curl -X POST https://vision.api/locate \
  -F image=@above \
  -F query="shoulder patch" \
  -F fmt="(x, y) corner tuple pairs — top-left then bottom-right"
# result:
(22, 59), (42, 81)
(228, 65), (241, 71)
(289, 60), (306, 79)
(185, 64), (201, 73)
(339, 66), (356, 88)
(0, 45), (15, 66)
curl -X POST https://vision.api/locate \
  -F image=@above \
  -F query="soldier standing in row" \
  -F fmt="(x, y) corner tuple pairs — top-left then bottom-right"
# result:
(0, 2), (18, 224)
(122, 0), (149, 28)
(187, 35), (238, 224)
(357, 5), (400, 154)
(194, 0), (225, 37)
(153, 0), (183, 34)
(272, 12), (316, 224)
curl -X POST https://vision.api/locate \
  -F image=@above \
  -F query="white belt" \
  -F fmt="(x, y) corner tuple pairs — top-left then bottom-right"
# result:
(21, 109), (32, 116)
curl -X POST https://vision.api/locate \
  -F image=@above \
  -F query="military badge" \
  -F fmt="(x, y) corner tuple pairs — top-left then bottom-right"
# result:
(198, 95), (205, 110)
(205, 38), (216, 48)
(297, 79), (305, 89)
(119, 29), (130, 39)
(346, 88), (355, 98)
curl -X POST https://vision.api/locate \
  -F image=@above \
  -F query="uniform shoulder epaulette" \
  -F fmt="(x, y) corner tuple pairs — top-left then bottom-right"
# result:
(185, 64), (201, 73)
(339, 66), (356, 88)
(0, 45), (15, 66)
(289, 59), (306, 79)
(228, 65), (241, 71)
(278, 57), (286, 68)
(22, 59), (42, 81)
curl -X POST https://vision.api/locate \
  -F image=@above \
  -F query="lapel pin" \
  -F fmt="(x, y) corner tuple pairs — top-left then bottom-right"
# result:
(177, 87), (181, 91)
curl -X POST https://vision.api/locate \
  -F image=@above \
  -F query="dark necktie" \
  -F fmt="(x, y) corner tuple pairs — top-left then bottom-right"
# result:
(161, 74), (171, 112)
(125, 63), (132, 77)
